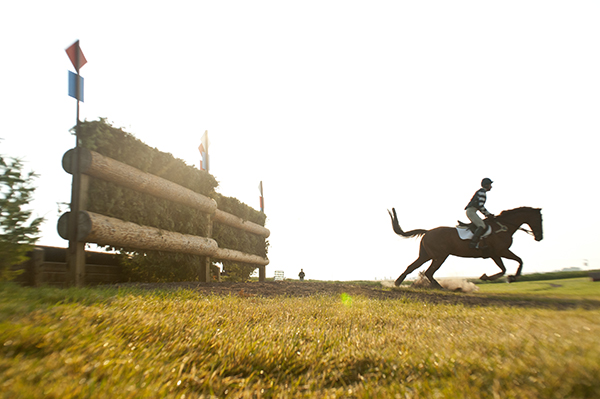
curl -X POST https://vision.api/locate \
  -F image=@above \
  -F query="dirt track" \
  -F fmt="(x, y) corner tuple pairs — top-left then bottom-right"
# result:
(112, 281), (600, 310)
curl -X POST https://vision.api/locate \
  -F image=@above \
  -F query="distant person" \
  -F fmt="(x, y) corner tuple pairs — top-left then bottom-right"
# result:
(465, 178), (494, 249)
(298, 269), (305, 281)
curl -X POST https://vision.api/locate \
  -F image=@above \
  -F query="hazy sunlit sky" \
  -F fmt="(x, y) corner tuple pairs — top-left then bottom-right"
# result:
(1, 1), (599, 281)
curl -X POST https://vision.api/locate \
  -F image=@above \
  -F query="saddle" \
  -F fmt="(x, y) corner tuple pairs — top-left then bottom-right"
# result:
(457, 221), (482, 234)
(456, 218), (510, 240)
(456, 222), (494, 257)
(456, 221), (492, 239)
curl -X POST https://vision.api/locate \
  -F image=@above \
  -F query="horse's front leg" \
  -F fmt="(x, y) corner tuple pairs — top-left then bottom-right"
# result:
(480, 256), (506, 281)
(500, 249), (523, 282)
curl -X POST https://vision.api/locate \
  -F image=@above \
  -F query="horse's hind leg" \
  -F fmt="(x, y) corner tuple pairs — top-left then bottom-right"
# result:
(395, 244), (431, 286)
(481, 257), (506, 281)
(395, 255), (430, 286)
(424, 255), (448, 289)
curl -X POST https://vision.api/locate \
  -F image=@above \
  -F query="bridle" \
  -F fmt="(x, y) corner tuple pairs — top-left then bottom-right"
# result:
(493, 220), (535, 236)
(518, 227), (534, 236)
(490, 208), (542, 239)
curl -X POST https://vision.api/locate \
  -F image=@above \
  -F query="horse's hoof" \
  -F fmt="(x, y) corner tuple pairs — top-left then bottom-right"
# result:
(394, 279), (402, 287)
(430, 280), (443, 290)
(480, 274), (488, 281)
(507, 275), (517, 283)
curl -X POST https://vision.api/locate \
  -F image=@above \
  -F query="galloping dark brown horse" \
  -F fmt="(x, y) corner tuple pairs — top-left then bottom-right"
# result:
(388, 207), (543, 288)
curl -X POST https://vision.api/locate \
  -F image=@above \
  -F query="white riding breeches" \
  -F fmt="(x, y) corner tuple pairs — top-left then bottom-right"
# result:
(466, 207), (486, 229)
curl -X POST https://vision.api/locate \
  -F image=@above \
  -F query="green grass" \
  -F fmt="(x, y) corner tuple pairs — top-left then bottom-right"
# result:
(508, 270), (599, 282)
(477, 277), (600, 299)
(1, 282), (600, 398)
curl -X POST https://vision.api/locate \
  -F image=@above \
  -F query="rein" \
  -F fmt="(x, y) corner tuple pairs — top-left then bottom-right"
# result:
(518, 227), (534, 236)
(492, 219), (534, 236)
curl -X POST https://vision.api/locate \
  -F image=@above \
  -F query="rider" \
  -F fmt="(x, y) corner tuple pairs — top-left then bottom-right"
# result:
(465, 178), (494, 249)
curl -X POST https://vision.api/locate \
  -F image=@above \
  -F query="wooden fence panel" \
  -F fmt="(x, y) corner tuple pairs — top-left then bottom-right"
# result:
(13, 246), (122, 287)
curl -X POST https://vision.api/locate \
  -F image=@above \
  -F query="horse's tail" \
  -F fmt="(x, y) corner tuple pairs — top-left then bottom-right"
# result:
(387, 208), (428, 238)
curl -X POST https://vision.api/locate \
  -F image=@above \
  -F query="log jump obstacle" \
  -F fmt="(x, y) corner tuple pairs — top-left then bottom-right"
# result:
(59, 148), (270, 286)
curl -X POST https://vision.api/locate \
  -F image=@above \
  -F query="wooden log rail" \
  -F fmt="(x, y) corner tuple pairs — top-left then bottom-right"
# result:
(62, 149), (270, 238)
(57, 211), (269, 266)
(61, 148), (269, 285)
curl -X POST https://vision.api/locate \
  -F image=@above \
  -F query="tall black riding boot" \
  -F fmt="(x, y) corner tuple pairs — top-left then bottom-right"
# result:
(469, 226), (485, 249)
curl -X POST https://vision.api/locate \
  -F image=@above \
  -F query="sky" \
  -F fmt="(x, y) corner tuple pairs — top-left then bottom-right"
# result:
(1, 1), (599, 281)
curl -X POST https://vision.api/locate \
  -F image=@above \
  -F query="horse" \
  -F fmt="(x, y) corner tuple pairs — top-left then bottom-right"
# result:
(388, 206), (543, 288)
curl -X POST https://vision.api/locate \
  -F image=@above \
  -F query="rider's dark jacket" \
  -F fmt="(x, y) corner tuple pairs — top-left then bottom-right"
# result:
(465, 188), (492, 217)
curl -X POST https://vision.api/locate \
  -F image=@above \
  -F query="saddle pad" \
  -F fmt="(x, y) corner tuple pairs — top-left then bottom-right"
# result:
(456, 226), (492, 240)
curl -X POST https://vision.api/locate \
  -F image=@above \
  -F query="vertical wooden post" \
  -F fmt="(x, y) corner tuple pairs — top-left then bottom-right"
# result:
(29, 247), (44, 287)
(200, 214), (213, 282)
(67, 167), (89, 287)
(258, 181), (265, 281)
(67, 42), (85, 287)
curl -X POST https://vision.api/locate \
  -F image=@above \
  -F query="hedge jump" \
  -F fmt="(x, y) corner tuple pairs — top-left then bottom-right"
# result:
(60, 148), (269, 286)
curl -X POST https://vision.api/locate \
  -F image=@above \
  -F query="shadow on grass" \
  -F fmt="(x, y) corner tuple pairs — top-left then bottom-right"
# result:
(0, 282), (119, 318)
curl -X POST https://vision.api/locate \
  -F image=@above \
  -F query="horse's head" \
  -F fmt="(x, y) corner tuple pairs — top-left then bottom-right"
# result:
(528, 208), (543, 241)
(497, 207), (543, 241)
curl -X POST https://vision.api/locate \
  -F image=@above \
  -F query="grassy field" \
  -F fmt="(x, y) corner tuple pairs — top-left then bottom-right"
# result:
(476, 277), (600, 298)
(1, 281), (599, 398)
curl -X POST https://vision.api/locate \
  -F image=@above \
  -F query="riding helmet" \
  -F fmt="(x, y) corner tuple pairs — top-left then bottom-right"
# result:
(481, 178), (493, 187)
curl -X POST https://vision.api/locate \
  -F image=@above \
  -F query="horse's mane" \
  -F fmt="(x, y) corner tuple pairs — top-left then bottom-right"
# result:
(496, 207), (541, 219)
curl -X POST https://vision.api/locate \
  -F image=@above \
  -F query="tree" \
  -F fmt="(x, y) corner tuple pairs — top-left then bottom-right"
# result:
(0, 155), (44, 281)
